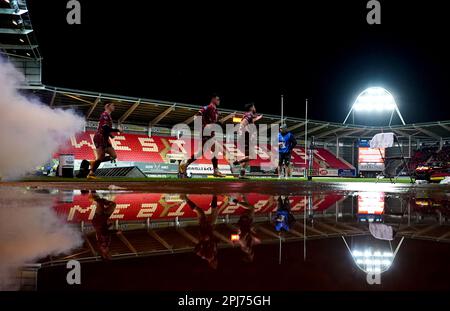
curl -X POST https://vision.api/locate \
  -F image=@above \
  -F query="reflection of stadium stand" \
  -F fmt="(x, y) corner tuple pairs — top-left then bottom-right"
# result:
(37, 211), (450, 266)
(20, 194), (448, 290)
(42, 194), (450, 264)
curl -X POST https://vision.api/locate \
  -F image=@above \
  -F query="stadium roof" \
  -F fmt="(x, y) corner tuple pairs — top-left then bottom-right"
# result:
(0, 0), (41, 61)
(25, 85), (450, 142)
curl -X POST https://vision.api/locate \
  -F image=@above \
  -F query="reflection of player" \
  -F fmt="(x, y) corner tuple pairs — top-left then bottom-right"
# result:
(89, 191), (117, 260)
(182, 194), (219, 269)
(233, 103), (263, 179)
(87, 103), (121, 179)
(178, 95), (226, 178)
(232, 195), (261, 262)
(278, 125), (297, 179)
(274, 196), (296, 232)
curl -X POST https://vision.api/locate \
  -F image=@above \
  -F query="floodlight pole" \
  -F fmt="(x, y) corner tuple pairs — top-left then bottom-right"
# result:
(303, 195), (307, 261)
(389, 110), (394, 126)
(305, 98), (308, 169)
(281, 94), (284, 125)
(343, 105), (355, 125)
(394, 105), (406, 126)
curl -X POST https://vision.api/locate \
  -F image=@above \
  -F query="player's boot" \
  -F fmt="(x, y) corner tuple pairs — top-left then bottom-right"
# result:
(87, 172), (98, 180)
(238, 169), (249, 179)
(213, 169), (226, 178)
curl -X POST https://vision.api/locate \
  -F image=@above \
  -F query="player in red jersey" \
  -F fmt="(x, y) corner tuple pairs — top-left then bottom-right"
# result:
(87, 102), (121, 179)
(89, 191), (117, 260)
(178, 94), (226, 178)
(233, 103), (263, 179)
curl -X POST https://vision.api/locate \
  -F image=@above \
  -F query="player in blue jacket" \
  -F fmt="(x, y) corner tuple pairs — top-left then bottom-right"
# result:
(278, 124), (297, 179)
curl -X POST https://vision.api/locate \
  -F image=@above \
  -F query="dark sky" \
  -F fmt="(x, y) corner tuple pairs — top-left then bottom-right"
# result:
(27, 0), (450, 124)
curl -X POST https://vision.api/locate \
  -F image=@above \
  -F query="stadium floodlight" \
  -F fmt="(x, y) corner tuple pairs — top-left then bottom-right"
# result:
(343, 87), (406, 125)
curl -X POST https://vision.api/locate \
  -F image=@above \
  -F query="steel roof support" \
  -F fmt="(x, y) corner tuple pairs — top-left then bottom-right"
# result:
(413, 125), (441, 140)
(287, 121), (306, 132)
(148, 103), (175, 127)
(119, 100), (141, 124)
(86, 96), (101, 119)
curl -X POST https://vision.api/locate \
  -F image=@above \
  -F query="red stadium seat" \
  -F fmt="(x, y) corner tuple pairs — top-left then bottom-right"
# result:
(55, 132), (353, 171)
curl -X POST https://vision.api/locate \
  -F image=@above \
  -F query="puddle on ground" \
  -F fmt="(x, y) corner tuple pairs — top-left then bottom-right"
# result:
(1, 186), (450, 290)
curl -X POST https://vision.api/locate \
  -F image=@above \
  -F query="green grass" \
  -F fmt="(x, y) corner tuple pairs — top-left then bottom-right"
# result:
(311, 177), (413, 183)
(7, 176), (414, 184)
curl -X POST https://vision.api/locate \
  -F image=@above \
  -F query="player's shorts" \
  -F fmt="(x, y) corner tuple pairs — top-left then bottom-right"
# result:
(279, 152), (291, 166)
(93, 133), (112, 149)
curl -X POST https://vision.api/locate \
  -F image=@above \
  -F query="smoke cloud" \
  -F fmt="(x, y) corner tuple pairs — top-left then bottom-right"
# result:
(0, 188), (83, 290)
(0, 57), (85, 179)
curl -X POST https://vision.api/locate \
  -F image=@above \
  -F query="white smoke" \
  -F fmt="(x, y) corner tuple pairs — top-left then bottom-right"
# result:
(0, 57), (85, 179)
(0, 188), (83, 290)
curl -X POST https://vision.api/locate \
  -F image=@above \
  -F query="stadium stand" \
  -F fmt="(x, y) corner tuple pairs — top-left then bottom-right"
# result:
(409, 142), (450, 170)
(3, 0), (450, 179)
(55, 132), (354, 176)
(435, 144), (450, 163)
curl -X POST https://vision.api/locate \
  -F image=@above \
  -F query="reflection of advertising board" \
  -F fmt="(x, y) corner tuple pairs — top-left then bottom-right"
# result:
(357, 192), (385, 222)
(358, 147), (385, 171)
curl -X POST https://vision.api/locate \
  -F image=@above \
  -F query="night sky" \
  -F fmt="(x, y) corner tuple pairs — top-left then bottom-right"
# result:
(27, 0), (450, 124)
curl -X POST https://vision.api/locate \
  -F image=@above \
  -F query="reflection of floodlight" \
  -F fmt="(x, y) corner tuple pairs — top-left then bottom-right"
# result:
(351, 248), (395, 274)
(344, 237), (405, 275)
(343, 87), (406, 125)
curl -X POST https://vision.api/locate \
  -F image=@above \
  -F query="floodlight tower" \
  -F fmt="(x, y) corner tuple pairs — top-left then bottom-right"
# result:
(343, 87), (406, 126)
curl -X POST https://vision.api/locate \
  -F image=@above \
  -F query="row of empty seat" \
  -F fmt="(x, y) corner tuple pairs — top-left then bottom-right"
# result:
(56, 131), (354, 170)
